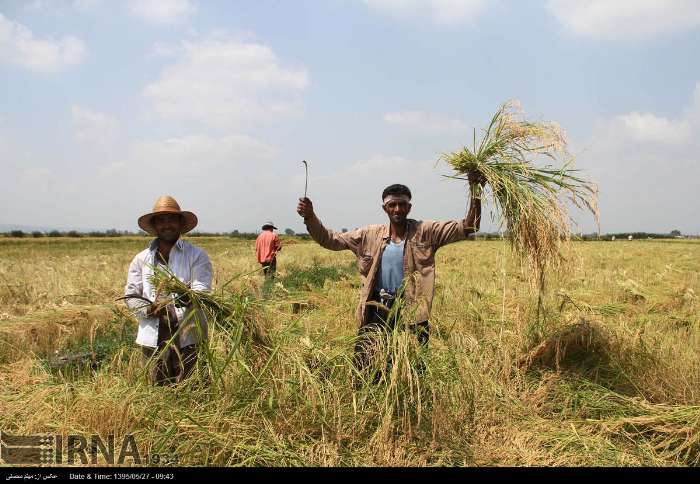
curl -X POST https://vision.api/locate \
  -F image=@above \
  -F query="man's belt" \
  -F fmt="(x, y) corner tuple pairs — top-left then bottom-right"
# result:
(371, 289), (396, 308)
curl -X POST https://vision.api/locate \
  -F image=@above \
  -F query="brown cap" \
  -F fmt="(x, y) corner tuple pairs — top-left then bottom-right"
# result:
(137, 195), (198, 236)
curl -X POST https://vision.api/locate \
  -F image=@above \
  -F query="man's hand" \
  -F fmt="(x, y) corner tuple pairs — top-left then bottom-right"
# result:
(468, 169), (487, 187)
(297, 197), (315, 220)
(147, 302), (168, 318)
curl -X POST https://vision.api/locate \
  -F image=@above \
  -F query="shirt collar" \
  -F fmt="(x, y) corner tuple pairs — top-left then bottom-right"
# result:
(381, 224), (390, 241)
(382, 220), (413, 241)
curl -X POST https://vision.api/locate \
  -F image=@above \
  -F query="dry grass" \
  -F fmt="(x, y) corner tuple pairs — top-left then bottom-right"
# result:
(0, 236), (699, 466)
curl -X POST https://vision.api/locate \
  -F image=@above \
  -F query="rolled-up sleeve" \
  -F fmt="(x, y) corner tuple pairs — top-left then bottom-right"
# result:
(305, 215), (364, 256)
(428, 220), (468, 250)
(190, 249), (213, 292)
(124, 255), (148, 318)
(173, 247), (213, 325)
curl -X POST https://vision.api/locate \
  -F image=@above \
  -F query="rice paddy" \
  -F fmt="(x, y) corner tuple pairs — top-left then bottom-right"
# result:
(0, 236), (699, 466)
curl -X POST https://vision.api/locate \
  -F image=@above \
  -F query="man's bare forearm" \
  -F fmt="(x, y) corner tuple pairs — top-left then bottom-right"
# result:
(465, 195), (482, 234)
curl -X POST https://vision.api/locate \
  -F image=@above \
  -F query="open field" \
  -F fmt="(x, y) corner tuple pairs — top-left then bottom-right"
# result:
(1, 236), (699, 466)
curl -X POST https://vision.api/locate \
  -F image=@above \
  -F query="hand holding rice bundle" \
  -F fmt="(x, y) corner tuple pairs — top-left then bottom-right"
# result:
(441, 100), (599, 285)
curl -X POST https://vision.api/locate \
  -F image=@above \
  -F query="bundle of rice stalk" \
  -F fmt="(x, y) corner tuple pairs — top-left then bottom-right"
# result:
(441, 100), (599, 287)
(600, 401), (700, 466)
(147, 265), (269, 347)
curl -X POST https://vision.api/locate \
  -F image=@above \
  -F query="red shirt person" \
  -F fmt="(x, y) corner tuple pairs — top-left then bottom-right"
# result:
(255, 222), (282, 278)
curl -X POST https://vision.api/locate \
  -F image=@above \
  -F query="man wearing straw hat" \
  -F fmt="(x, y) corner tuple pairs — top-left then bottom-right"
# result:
(124, 195), (213, 385)
(255, 221), (282, 279)
(296, 176), (484, 377)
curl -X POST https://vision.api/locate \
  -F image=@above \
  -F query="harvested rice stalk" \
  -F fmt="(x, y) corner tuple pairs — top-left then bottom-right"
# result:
(441, 100), (599, 290)
(147, 264), (270, 347)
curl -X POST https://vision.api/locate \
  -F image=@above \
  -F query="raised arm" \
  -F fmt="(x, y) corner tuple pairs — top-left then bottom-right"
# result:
(464, 189), (482, 235)
(431, 172), (484, 249)
(297, 197), (363, 255)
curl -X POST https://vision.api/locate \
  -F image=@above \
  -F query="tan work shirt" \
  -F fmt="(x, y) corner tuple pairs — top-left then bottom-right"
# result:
(304, 215), (472, 325)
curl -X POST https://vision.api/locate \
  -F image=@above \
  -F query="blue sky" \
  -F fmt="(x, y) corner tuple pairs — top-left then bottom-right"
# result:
(1, 0), (699, 234)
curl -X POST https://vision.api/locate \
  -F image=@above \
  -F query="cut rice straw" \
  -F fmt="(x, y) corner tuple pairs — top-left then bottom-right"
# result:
(441, 100), (599, 296)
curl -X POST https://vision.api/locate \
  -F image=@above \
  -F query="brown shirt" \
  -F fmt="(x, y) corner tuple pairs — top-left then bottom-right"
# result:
(304, 215), (472, 324)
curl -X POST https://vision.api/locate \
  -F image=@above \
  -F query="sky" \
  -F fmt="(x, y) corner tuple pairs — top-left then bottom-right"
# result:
(1, 0), (699, 234)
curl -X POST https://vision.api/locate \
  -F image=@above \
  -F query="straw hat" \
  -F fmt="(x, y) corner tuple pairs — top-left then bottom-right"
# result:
(262, 221), (277, 230)
(138, 195), (198, 236)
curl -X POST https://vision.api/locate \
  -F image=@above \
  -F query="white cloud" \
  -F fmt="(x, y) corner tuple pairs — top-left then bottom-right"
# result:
(576, 82), (700, 233)
(384, 110), (468, 135)
(130, 133), (279, 168)
(143, 37), (309, 127)
(71, 106), (119, 146)
(688, 82), (700, 127)
(128, 0), (196, 24)
(363, 0), (489, 26)
(604, 83), (700, 145)
(610, 112), (691, 145)
(0, 13), (86, 72)
(547, 0), (700, 40)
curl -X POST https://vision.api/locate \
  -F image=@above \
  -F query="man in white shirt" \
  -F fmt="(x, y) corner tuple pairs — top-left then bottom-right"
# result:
(124, 195), (213, 385)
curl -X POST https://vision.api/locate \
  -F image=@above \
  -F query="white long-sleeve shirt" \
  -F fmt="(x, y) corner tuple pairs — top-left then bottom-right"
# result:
(124, 238), (213, 348)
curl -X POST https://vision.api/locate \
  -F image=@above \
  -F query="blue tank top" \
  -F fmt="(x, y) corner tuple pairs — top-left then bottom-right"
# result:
(377, 239), (405, 295)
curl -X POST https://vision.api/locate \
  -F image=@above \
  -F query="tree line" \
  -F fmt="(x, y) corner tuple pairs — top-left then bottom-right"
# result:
(3, 229), (311, 239)
(2, 229), (692, 240)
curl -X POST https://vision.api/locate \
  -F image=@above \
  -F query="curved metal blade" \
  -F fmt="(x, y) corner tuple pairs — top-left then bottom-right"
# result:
(302, 160), (308, 198)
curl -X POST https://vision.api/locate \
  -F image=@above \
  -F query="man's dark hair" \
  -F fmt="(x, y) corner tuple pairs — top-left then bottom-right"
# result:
(381, 184), (412, 201)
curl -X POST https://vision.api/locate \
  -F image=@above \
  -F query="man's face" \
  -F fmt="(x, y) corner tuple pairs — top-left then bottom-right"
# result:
(382, 199), (411, 225)
(153, 213), (184, 242)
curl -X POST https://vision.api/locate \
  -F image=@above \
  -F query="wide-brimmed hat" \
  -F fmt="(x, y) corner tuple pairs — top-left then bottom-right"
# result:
(138, 195), (198, 236)
(262, 221), (277, 230)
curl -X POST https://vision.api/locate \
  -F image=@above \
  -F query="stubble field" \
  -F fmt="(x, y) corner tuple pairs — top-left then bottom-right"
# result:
(0, 236), (698, 466)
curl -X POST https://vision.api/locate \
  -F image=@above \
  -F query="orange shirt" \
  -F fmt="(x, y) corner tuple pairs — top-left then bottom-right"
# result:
(255, 231), (281, 263)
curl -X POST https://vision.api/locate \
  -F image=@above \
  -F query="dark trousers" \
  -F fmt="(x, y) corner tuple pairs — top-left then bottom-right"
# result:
(142, 307), (198, 386)
(353, 295), (429, 377)
(261, 256), (277, 279)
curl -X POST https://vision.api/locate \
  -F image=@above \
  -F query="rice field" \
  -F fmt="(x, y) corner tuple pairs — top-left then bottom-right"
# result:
(1, 236), (699, 467)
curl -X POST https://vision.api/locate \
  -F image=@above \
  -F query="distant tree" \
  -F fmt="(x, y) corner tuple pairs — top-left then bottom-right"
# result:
(670, 229), (682, 237)
(10, 230), (25, 238)
(341, 228), (348, 233)
(66, 230), (81, 238)
(31, 231), (44, 238)
(48, 230), (62, 237)
(284, 228), (295, 236)
(232, 229), (240, 236)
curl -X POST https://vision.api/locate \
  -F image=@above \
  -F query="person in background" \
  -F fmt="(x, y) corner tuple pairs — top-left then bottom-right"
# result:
(256, 221), (282, 279)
